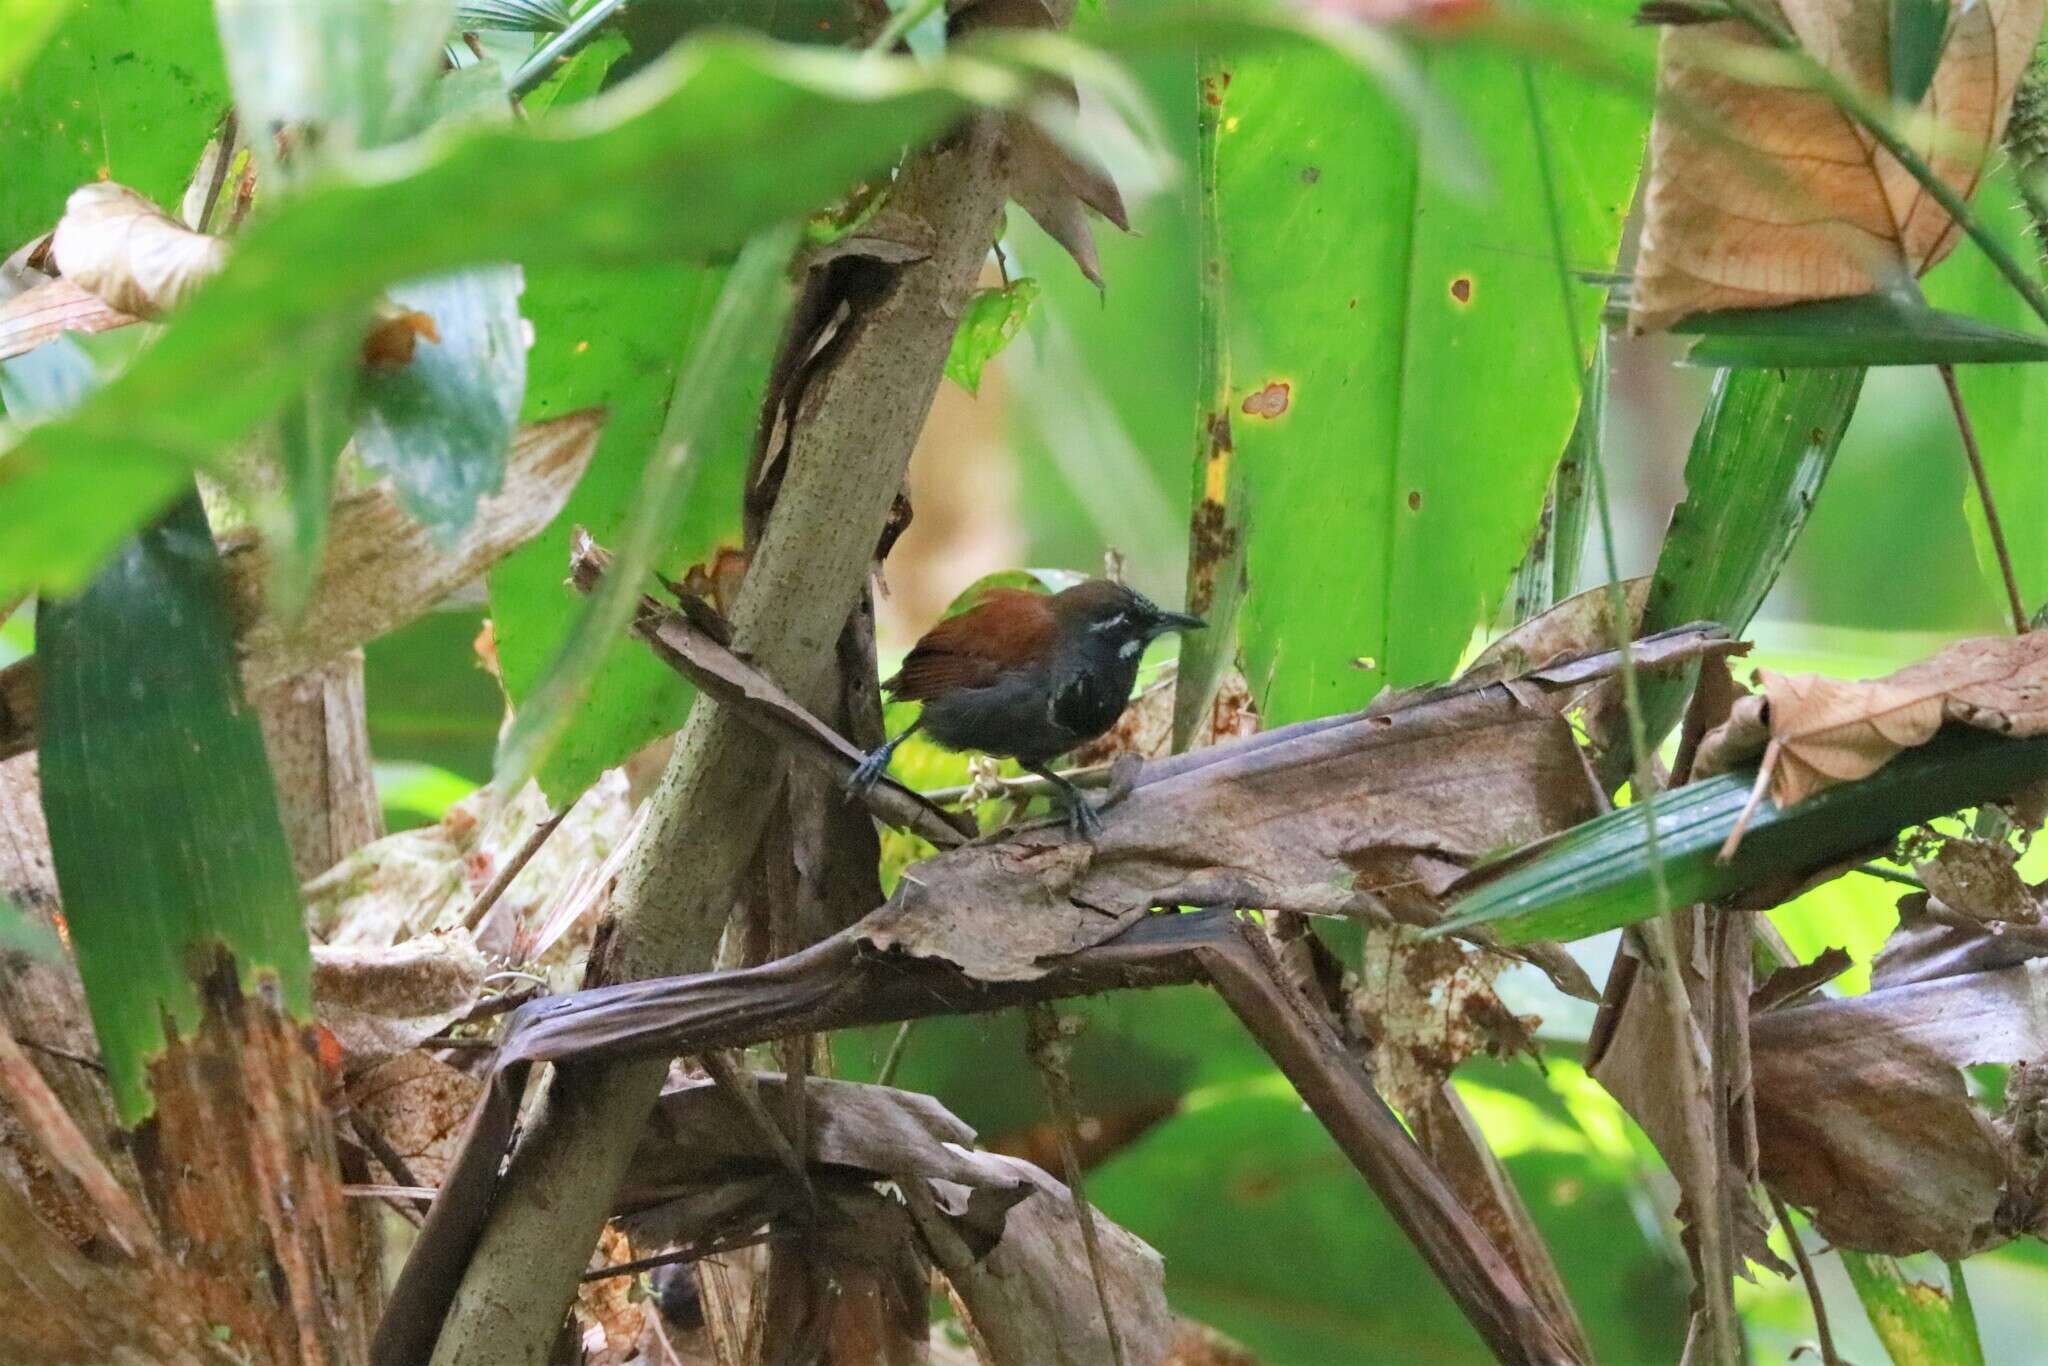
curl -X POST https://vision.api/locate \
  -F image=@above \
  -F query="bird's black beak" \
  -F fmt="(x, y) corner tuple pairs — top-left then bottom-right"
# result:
(1151, 610), (1206, 636)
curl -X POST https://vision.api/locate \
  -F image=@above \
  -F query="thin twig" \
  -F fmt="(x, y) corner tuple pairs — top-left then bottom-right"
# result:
(875, 1019), (916, 1088)
(1771, 1194), (1843, 1366)
(1939, 363), (2029, 634)
(344, 1183), (439, 1200)
(580, 1230), (784, 1283)
(918, 763), (1114, 807)
(1025, 1004), (1128, 1366)
(462, 800), (573, 932)
(348, 1109), (430, 1210)
(509, 0), (631, 97)
(1851, 862), (1924, 890)
(0, 1016), (156, 1257)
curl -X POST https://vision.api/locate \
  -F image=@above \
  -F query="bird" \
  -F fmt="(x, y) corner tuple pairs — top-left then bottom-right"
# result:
(847, 578), (1205, 838)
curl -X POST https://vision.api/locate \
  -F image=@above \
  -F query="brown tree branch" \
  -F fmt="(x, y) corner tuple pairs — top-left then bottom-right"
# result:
(406, 19), (1055, 1359)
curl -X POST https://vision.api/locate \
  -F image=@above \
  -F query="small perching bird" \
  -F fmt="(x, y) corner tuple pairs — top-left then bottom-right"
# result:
(846, 579), (1204, 838)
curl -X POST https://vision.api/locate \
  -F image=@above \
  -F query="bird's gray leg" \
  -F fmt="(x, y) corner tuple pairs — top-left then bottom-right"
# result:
(846, 720), (920, 795)
(1025, 762), (1103, 841)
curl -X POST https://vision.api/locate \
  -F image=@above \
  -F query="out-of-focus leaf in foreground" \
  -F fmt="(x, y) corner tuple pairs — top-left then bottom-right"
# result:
(0, 33), (1030, 603)
(36, 490), (310, 1122)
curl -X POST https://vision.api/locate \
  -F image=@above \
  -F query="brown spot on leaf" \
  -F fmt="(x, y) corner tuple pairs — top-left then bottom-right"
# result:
(1407, 490), (1422, 511)
(1240, 381), (1290, 419)
(1201, 70), (1232, 105)
(1449, 276), (1473, 305)
(1301, 166), (1321, 185)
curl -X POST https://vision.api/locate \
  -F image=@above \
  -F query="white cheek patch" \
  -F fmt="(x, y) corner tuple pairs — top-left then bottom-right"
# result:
(1119, 638), (1143, 658)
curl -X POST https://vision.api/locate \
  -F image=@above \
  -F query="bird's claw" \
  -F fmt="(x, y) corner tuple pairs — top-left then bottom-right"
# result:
(1064, 795), (1104, 842)
(845, 747), (890, 796)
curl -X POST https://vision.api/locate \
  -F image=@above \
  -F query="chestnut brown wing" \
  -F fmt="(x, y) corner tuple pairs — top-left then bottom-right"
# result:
(884, 588), (1057, 701)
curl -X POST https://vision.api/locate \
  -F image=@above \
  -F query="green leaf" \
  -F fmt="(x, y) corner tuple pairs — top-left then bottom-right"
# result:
(213, 0), (455, 157)
(0, 0), (228, 256)
(1674, 294), (2048, 367)
(0, 894), (61, 962)
(1889, 0), (1949, 105)
(362, 605), (502, 785)
(36, 489), (310, 1123)
(355, 266), (527, 536)
(945, 278), (1040, 396)
(457, 0), (570, 31)
(1841, 1252), (1986, 1366)
(263, 365), (357, 618)
(1203, 8), (1649, 725)
(1086, 1083), (1686, 1363)
(1622, 365), (1865, 763)
(486, 263), (741, 803)
(1432, 728), (2048, 945)
(0, 32), (1030, 604)
(1922, 166), (2048, 618)
(1508, 329), (1603, 622)
(0, 0), (72, 88)
(495, 226), (797, 790)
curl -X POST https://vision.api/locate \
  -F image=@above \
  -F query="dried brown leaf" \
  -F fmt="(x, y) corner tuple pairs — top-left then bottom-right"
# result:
(1697, 634), (2048, 806)
(0, 277), (139, 363)
(1749, 944), (1852, 1011)
(1005, 115), (1130, 289)
(1462, 579), (1650, 686)
(347, 1051), (484, 1188)
(51, 182), (229, 318)
(1916, 836), (2040, 926)
(311, 930), (489, 1069)
(1630, 0), (2045, 330)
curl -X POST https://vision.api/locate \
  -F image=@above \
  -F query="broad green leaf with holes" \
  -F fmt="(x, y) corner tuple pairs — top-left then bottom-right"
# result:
(1199, 11), (1648, 725)
(37, 490), (310, 1122)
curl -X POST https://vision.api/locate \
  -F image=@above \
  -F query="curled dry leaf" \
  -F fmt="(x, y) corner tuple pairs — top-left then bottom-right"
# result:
(311, 929), (489, 1069)
(1005, 114), (1130, 289)
(1460, 579), (1650, 687)
(1630, 0), (2045, 331)
(51, 182), (229, 318)
(1700, 633), (2048, 806)
(0, 278), (139, 364)
(1753, 910), (2048, 1257)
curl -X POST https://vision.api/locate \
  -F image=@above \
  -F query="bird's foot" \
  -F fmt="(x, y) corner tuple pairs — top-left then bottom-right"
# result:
(845, 745), (893, 796)
(1063, 794), (1105, 842)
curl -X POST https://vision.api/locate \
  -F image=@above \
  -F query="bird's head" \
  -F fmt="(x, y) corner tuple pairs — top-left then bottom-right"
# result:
(1050, 579), (1205, 660)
